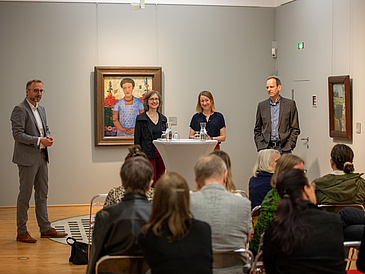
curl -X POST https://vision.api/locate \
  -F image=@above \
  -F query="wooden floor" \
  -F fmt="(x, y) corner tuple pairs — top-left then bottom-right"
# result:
(0, 205), (96, 274)
(0, 205), (358, 273)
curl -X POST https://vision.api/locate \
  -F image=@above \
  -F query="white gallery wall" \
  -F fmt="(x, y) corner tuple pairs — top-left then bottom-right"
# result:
(0, 2), (275, 206)
(275, 0), (365, 181)
(1, 0), (365, 207)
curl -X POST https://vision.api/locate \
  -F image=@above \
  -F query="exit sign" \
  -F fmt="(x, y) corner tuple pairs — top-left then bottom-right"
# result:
(298, 42), (305, 49)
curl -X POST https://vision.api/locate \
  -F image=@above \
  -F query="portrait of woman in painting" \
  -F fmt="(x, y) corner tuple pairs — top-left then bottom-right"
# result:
(112, 78), (144, 137)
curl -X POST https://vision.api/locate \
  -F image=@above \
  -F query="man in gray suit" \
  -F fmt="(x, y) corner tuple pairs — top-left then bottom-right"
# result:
(190, 155), (251, 252)
(11, 79), (67, 243)
(254, 76), (300, 154)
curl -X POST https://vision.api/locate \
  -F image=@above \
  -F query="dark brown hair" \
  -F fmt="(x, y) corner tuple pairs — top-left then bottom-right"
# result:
(270, 168), (311, 256)
(141, 172), (191, 242)
(125, 145), (148, 160)
(120, 157), (153, 195)
(331, 144), (354, 173)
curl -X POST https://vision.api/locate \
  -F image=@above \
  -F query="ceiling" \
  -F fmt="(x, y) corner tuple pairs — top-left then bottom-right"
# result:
(0, 0), (295, 7)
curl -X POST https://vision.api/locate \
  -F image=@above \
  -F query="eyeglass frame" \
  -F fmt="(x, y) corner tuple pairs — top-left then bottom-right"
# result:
(28, 89), (45, 94)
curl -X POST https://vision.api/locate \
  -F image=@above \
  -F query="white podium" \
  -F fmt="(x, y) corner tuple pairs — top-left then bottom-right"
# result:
(153, 139), (218, 190)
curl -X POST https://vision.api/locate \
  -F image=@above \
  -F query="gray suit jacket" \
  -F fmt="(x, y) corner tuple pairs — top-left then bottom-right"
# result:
(11, 98), (50, 166)
(254, 97), (300, 152)
(190, 184), (251, 252)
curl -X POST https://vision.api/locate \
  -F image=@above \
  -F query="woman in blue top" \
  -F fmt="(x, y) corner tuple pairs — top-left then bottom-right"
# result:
(189, 91), (226, 150)
(249, 149), (280, 209)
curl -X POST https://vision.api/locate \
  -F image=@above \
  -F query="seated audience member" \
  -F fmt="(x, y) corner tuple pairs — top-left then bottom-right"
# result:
(314, 144), (365, 206)
(263, 169), (345, 274)
(86, 157), (154, 274)
(337, 206), (365, 241)
(357, 230), (365, 272)
(209, 150), (237, 193)
(249, 154), (304, 255)
(104, 145), (154, 206)
(139, 172), (212, 274)
(190, 155), (251, 252)
(249, 149), (280, 209)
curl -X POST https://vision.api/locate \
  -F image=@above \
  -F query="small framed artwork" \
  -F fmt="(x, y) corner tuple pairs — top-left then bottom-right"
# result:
(94, 66), (162, 146)
(328, 75), (351, 140)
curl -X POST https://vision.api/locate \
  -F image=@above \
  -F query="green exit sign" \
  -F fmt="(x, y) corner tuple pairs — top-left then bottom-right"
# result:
(298, 42), (305, 49)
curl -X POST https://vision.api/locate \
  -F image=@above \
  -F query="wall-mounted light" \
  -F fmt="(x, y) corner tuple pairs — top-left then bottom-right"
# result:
(130, 0), (145, 10)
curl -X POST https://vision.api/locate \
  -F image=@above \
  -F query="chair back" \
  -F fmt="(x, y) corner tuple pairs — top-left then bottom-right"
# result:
(250, 233), (265, 274)
(88, 194), (108, 257)
(213, 248), (253, 274)
(344, 241), (361, 270)
(95, 255), (150, 274)
(318, 204), (364, 213)
(235, 190), (249, 198)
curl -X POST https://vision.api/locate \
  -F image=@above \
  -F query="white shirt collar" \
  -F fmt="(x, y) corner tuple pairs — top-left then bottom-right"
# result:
(331, 170), (344, 175)
(26, 98), (38, 110)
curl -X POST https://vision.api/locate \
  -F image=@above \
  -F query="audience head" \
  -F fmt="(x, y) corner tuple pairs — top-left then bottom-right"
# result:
(141, 172), (191, 242)
(252, 149), (280, 177)
(210, 150), (236, 191)
(271, 168), (315, 255)
(125, 145), (148, 160)
(330, 144), (354, 173)
(143, 90), (162, 112)
(120, 157), (153, 195)
(276, 168), (316, 206)
(194, 155), (227, 188)
(196, 90), (216, 113)
(271, 154), (304, 188)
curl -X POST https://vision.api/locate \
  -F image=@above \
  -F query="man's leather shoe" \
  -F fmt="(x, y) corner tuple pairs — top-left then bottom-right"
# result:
(41, 228), (68, 238)
(17, 231), (37, 243)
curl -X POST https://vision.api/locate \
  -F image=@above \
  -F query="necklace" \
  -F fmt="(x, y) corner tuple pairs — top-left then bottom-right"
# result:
(124, 97), (133, 103)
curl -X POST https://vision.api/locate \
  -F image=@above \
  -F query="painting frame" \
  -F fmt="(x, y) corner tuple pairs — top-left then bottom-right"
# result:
(94, 66), (162, 146)
(328, 75), (351, 140)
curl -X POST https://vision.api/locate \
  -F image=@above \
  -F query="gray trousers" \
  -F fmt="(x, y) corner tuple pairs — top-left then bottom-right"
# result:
(17, 151), (52, 234)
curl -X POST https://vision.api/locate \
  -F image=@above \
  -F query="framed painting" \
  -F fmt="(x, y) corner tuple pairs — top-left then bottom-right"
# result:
(94, 66), (162, 146)
(328, 75), (351, 140)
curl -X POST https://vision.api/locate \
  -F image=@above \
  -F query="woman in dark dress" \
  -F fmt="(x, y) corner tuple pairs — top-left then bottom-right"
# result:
(189, 91), (226, 150)
(139, 172), (212, 274)
(134, 91), (167, 183)
(263, 169), (346, 274)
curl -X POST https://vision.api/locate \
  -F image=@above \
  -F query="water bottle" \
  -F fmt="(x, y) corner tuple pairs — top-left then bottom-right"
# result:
(165, 122), (173, 141)
(199, 122), (207, 141)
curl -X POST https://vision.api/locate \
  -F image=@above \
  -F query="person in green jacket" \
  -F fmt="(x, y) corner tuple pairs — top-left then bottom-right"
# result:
(314, 144), (365, 207)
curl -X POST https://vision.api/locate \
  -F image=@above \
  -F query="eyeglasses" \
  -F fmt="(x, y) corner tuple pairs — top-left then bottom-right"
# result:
(148, 98), (159, 101)
(29, 89), (45, 94)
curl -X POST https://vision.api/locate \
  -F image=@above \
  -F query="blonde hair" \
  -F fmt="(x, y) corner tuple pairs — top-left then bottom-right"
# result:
(195, 91), (216, 113)
(271, 154), (304, 188)
(210, 150), (236, 192)
(252, 149), (279, 177)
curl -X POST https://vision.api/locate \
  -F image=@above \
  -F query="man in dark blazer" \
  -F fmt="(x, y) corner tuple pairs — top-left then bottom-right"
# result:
(11, 79), (67, 243)
(254, 76), (300, 154)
